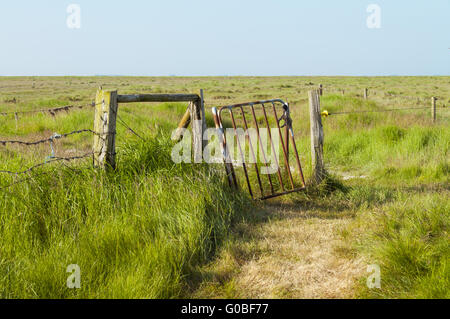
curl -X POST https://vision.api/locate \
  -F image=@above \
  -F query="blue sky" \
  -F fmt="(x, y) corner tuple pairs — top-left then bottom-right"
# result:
(0, 0), (449, 76)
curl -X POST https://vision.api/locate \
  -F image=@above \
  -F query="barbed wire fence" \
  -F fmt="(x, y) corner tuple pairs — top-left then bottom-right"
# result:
(0, 98), (146, 191)
(307, 88), (448, 184)
(321, 105), (449, 117)
(0, 101), (98, 130)
(304, 84), (448, 121)
(315, 85), (448, 104)
(1, 85), (447, 191)
(0, 101), (96, 117)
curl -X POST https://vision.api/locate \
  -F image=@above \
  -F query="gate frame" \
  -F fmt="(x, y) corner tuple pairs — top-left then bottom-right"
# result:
(212, 99), (306, 200)
(94, 88), (206, 169)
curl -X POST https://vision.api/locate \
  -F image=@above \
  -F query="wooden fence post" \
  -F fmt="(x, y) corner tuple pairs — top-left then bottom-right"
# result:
(319, 84), (323, 96)
(431, 97), (437, 123)
(364, 88), (368, 100)
(200, 89), (207, 139)
(190, 90), (206, 163)
(93, 88), (118, 170)
(171, 108), (191, 142)
(14, 113), (19, 131)
(309, 90), (325, 184)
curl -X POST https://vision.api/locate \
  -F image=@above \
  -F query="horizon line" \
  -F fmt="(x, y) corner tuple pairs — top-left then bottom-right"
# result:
(0, 74), (449, 77)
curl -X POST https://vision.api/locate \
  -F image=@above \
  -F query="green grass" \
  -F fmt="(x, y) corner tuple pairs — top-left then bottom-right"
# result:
(303, 95), (448, 299)
(348, 192), (449, 299)
(0, 133), (250, 298)
(313, 94), (449, 299)
(0, 76), (448, 299)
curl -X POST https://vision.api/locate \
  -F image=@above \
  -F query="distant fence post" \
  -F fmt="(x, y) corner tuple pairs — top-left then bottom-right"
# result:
(318, 84), (323, 96)
(308, 90), (325, 184)
(431, 97), (437, 123)
(190, 90), (206, 163)
(364, 88), (368, 100)
(14, 113), (19, 131)
(93, 88), (118, 170)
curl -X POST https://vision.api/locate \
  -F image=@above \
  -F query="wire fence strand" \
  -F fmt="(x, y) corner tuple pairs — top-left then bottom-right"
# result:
(0, 171), (52, 192)
(325, 106), (447, 116)
(0, 129), (103, 146)
(0, 152), (95, 176)
(113, 108), (146, 141)
(319, 87), (446, 103)
(0, 101), (98, 117)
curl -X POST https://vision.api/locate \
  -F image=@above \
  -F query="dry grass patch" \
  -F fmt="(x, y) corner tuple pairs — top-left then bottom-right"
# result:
(191, 205), (365, 299)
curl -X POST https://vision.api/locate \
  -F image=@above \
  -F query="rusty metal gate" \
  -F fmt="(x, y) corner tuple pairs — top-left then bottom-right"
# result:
(212, 99), (306, 200)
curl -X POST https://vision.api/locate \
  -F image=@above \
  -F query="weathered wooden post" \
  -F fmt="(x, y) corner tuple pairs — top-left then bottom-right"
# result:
(93, 88), (118, 170)
(171, 108), (191, 142)
(200, 89), (207, 135)
(318, 84), (323, 96)
(364, 88), (368, 100)
(190, 89), (206, 163)
(171, 90), (206, 144)
(431, 97), (437, 123)
(309, 90), (325, 184)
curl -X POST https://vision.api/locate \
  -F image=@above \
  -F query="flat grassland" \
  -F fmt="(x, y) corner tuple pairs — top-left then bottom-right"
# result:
(0, 76), (448, 298)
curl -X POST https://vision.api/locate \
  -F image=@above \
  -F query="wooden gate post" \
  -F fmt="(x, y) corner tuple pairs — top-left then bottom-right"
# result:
(171, 108), (191, 142)
(309, 90), (325, 184)
(190, 89), (206, 163)
(200, 89), (207, 136)
(93, 88), (118, 170)
(431, 97), (437, 123)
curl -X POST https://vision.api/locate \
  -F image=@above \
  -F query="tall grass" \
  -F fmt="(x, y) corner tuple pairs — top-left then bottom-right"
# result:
(353, 193), (449, 299)
(310, 95), (449, 299)
(0, 134), (250, 298)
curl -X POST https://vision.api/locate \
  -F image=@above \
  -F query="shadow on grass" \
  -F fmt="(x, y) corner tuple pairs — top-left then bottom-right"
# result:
(181, 174), (357, 297)
(182, 172), (447, 298)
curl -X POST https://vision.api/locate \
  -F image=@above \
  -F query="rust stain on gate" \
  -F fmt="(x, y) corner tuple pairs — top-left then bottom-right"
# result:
(212, 99), (306, 200)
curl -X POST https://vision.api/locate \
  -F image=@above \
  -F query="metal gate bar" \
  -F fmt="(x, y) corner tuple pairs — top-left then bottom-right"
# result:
(249, 104), (275, 194)
(212, 99), (306, 200)
(212, 108), (238, 189)
(228, 108), (255, 198)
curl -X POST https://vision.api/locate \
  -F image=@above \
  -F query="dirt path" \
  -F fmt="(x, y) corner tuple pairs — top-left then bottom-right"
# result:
(192, 204), (365, 299)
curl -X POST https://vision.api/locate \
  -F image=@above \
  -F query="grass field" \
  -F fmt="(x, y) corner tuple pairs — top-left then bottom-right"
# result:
(0, 76), (448, 298)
